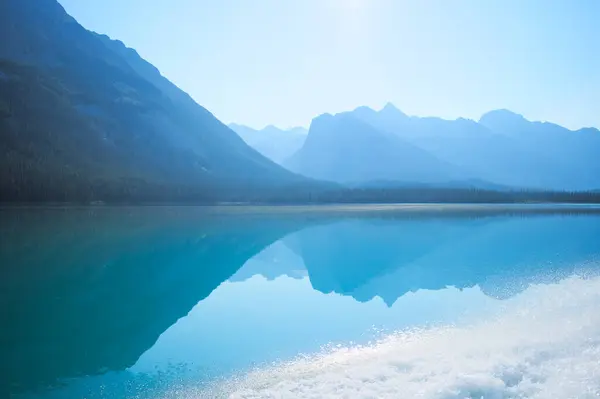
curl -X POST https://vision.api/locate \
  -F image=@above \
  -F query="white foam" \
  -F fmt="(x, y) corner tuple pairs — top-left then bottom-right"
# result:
(212, 276), (600, 399)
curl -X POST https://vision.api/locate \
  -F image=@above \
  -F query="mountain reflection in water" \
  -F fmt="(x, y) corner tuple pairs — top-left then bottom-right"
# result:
(1, 205), (599, 398)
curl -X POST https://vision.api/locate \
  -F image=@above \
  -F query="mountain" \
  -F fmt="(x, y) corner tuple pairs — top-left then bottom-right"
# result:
(285, 112), (463, 184)
(356, 105), (563, 189)
(479, 109), (600, 189)
(0, 207), (311, 394)
(293, 215), (600, 306)
(344, 104), (600, 190)
(229, 123), (307, 164)
(228, 240), (307, 282)
(0, 0), (309, 202)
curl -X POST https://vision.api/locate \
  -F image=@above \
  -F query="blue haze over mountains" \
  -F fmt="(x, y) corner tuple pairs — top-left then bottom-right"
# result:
(228, 124), (307, 165)
(273, 103), (600, 190)
(1, 0), (599, 201)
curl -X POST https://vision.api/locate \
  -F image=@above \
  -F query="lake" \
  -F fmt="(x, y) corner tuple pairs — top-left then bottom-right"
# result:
(2, 205), (600, 398)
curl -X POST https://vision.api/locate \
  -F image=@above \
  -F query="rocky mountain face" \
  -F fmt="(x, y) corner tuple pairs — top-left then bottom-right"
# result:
(286, 103), (600, 190)
(285, 112), (462, 185)
(0, 0), (308, 202)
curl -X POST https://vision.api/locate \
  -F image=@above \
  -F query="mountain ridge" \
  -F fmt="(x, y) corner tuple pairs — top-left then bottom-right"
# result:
(228, 123), (308, 164)
(286, 111), (470, 185)
(0, 0), (313, 202)
(284, 103), (599, 190)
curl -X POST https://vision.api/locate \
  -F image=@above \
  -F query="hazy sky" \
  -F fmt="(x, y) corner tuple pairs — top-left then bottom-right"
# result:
(58, 0), (599, 130)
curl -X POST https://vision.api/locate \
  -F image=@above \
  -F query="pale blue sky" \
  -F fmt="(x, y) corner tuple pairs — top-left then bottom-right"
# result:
(58, 0), (600, 130)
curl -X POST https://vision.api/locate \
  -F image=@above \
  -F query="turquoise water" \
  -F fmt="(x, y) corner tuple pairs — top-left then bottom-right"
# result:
(2, 205), (600, 398)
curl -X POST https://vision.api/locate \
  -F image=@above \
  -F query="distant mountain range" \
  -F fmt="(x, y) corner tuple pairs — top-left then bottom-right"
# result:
(1, 0), (598, 202)
(0, 0), (312, 202)
(279, 103), (600, 190)
(284, 112), (463, 185)
(228, 124), (307, 164)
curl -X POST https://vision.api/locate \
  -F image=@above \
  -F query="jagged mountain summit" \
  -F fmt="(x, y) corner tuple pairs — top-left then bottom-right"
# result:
(285, 104), (600, 190)
(228, 123), (307, 164)
(285, 112), (464, 185)
(0, 0), (310, 202)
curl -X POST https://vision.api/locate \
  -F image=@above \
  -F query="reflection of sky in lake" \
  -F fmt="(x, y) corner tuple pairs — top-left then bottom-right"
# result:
(132, 276), (499, 378)
(2, 206), (599, 398)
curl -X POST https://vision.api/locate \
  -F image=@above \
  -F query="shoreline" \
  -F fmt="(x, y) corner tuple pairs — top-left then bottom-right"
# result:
(2, 202), (600, 215)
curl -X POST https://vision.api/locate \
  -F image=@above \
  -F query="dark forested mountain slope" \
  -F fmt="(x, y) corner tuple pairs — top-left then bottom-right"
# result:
(0, 0), (308, 202)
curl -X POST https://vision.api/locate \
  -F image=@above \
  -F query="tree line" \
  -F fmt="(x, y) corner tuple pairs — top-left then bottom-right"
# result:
(2, 173), (600, 205)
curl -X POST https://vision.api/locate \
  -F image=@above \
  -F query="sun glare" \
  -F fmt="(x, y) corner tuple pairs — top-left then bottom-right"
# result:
(329, 0), (366, 11)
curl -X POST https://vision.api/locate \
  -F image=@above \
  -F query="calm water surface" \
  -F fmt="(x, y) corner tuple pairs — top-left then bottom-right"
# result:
(2, 205), (600, 398)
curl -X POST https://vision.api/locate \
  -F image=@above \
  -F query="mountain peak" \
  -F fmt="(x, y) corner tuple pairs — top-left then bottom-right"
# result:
(353, 105), (376, 113)
(479, 109), (530, 132)
(349, 106), (378, 119)
(479, 109), (527, 123)
(381, 102), (400, 112)
(262, 124), (280, 134)
(379, 102), (407, 118)
(311, 112), (335, 126)
(305, 112), (363, 143)
(577, 127), (600, 135)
